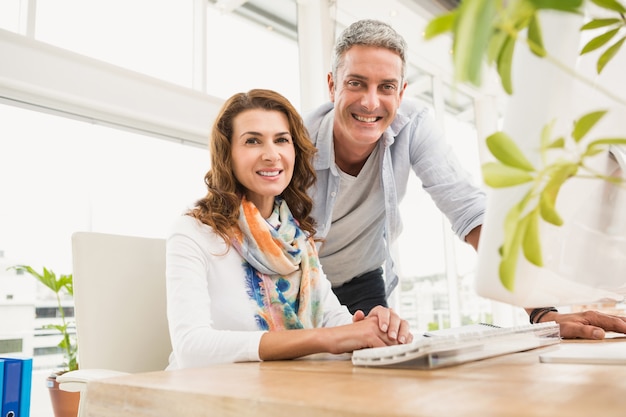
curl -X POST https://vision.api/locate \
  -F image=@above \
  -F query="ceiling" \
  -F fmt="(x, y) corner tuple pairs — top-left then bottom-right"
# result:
(208, 0), (460, 39)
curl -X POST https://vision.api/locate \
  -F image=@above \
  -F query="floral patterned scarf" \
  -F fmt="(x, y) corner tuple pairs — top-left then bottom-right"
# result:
(231, 197), (323, 330)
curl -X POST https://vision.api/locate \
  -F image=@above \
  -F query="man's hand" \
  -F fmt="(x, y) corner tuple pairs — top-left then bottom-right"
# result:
(537, 310), (626, 339)
(352, 306), (413, 344)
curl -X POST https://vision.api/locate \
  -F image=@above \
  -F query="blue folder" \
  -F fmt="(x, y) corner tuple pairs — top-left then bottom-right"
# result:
(19, 358), (32, 417)
(0, 356), (33, 417)
(0, 360), (3, 415)
(1, 358), (21, 417)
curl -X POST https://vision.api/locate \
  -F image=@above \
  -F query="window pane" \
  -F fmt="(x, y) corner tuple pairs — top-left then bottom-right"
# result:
(34, 0), (194, 88)
(0, 0), (20, 32)
(396, 172), (448, 331)
(0, 102), (208, 273)
(444, 114), (492, 325)
(205, 6), (301, 108)
(396, 102), (489, 331)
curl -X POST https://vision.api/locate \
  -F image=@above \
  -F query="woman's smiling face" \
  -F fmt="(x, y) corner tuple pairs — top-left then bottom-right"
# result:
(230, 109), (295, 217)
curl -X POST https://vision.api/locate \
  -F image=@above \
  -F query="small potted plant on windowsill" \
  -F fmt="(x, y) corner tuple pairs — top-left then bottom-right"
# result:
(9, 265), (80, 417)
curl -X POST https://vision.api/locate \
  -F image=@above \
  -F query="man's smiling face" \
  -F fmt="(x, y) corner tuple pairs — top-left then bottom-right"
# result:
(328, 45), (406, 152)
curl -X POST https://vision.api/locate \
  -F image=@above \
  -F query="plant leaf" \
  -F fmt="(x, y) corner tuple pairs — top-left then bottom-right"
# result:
(581, 28), (620, 55)
(584, 147), (607, 157)
(539, 163), (578, 225)
(60, 274), (74, 296)
(8, 264), (77, 371)
(452, 0), (496, 86)
(522, 209), (543, 267)
(497, 35), (516, 94)
(45, 324), (67, 333)
(486, 131), (535, 171)
(502, 202), (523, 258)
(58, 337), (71, 350)
(527, 13), (547, 57)
(585, 137), (626, 156)
(499, 204), (525, 291)
(529, 0), (584, 12)
(9, 265), (65, 294)
(572, 110), (607, 142)
(424, 11), (456, 39)
(546, 137), (565, 149)
(499, 245), (520, 291)
(487, 30), (508, 64)
(482, 162), (535, 187)
(540, 119), (556, 150)
(597, 36), (626, 74)
(587, 137), (626, 147)
(539, 190), (563, 226)
(590, 0), (626, 13)
(581, 18), (621, 30)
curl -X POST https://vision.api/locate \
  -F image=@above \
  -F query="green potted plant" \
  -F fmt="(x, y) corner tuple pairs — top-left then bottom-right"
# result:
(9, 265), (80, 417)
(424, 0), (626, 306)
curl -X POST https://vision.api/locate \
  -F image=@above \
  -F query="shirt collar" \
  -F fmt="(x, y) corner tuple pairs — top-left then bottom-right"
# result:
(313, 106), (336, 171)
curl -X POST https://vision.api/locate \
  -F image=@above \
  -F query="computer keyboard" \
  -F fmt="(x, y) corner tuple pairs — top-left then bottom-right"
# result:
(352, 321), (561, 369)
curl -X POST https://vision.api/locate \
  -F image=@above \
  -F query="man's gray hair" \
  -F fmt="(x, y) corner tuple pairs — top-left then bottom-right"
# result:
(332, 19), (407, 80)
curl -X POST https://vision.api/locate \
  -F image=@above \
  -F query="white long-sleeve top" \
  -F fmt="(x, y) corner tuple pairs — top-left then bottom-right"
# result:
(165, 215), (353, 369)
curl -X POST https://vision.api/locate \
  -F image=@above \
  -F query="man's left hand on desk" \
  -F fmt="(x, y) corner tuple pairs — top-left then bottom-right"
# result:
(545, 310), (626, 340)
(353, 305), (413, 344)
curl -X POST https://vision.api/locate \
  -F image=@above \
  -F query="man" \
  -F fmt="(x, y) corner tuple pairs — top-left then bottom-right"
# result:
(304, 19), (626, 339)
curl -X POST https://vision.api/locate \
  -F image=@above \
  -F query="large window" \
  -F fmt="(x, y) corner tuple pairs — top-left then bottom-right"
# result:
(0, 0), (21, 33)
(204, 4), (300, 106)
(0, 0), (301, 276)
(0, 102), (208, 272)
(0, 0), (512, 339)
(36, 0), (195, 88)
(395, 106), (492, 331)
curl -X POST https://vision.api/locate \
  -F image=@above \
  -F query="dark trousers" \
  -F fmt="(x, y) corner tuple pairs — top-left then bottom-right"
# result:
(331, 267), (387, 315)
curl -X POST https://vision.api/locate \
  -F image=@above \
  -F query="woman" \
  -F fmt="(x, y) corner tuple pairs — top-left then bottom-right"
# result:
(166, 89), (412, 369)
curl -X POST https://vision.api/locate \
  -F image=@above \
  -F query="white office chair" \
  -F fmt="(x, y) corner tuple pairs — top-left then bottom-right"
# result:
(57, 232), (172, 415)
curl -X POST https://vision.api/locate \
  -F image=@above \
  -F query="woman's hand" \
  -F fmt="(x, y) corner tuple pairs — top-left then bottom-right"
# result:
(323, 317), (406, 354)
(259, 307), (413, 360)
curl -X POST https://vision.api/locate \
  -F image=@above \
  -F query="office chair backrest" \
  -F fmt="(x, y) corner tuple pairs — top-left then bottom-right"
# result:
(71, 232), (171, 373)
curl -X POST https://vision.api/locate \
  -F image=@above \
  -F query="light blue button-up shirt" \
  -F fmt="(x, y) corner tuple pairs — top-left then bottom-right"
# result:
(304, 99), (486, 294)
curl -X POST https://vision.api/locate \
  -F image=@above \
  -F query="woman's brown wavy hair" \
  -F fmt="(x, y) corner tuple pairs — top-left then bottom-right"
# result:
(188, 89), (318, 245)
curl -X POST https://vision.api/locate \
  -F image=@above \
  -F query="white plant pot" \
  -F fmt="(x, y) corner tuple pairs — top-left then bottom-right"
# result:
(475, 9), (626, 307)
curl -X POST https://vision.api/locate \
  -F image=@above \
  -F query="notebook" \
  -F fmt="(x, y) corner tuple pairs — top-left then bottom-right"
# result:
(352, 321), (561, 369)
(539, 340), (626, 365)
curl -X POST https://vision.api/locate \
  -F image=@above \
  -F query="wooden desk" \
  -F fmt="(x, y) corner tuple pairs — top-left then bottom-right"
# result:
(82, 338), (626, 417)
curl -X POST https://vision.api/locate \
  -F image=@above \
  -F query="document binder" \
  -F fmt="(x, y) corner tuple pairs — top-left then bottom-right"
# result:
(0, 356), (33, 417)
(1, 358), (21, 417)
(352, 321), (561, 369)
(18, 359), (32, 417)
(0, 360), (3, 415)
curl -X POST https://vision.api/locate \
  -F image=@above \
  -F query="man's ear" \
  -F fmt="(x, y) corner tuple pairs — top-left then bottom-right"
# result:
(327, 72), (335, 102)
(399, 80), (408, 101)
